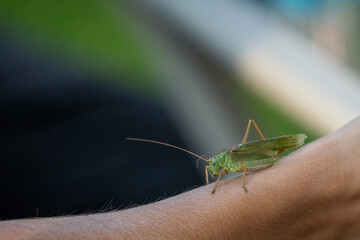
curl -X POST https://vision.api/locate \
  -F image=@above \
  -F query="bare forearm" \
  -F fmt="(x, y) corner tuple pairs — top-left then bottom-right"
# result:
(0, 169), (309, 240)
(0, 160), (333, 239)
(0, 178), (302, 240)
(2, 119), (360, 240)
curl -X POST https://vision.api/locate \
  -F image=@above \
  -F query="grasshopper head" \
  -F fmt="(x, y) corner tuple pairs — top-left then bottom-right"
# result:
(209, 149), (228, 176)
(208, 157), (219, 176)
(208, 150), (226, 176)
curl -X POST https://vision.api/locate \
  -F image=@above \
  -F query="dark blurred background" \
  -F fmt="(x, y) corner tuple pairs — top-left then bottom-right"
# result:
(1, 0), (360, 220)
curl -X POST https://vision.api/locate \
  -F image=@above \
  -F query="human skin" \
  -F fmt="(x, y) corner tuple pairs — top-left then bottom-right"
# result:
(1, 117), (360, 240)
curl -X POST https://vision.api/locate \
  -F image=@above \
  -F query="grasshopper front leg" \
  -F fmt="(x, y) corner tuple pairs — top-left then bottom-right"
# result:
(205, 166), (209, 185)
(212, 170), (228, 194)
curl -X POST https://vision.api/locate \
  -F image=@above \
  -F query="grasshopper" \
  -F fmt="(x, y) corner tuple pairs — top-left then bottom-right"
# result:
(127, 120), (307, 194)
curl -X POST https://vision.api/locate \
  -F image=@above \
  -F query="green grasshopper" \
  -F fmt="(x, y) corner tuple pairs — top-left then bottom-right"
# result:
(127, 120), (307, 194)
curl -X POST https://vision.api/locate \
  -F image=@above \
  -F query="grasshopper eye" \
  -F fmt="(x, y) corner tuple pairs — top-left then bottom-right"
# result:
(212, 161), (216, 165)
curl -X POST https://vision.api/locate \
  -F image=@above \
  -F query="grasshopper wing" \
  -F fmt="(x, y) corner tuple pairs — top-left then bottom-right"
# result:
(226, 134), (307, 164)
(230, 134), (307, 153)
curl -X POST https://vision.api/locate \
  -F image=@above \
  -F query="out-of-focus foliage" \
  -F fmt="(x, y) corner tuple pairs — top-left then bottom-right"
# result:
(0, 0), (158, 92)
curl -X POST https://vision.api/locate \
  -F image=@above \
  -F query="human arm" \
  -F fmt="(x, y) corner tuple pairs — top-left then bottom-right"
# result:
(1, 117), (360, 240)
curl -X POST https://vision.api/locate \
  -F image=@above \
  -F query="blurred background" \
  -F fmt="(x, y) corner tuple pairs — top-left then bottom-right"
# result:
(1, 0), (360, 219)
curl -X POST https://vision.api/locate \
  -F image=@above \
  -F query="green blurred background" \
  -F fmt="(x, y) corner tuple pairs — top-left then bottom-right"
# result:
(1, 0), (360, 219)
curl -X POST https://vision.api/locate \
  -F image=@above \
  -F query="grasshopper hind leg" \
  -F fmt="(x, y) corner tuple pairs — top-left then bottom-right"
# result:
(242, 119), (265, 144)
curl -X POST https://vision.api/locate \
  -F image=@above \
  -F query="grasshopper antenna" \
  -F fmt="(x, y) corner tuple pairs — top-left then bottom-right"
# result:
(126, 138), (209, 162)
